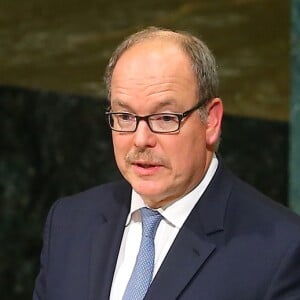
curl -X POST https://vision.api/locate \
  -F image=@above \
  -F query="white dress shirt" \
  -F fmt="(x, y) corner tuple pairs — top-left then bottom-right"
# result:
(109, 156), (218, 300)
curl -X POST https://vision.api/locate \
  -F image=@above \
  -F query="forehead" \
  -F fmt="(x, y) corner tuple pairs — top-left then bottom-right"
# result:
(111, 40), (198, 102)
(115, 39), (195, 76)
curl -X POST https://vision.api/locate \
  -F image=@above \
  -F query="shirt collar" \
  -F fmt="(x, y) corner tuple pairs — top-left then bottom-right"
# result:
(126, 155), (218, 228)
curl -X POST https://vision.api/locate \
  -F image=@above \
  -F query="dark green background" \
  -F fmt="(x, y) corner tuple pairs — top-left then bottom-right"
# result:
(0, 86), (288, 299)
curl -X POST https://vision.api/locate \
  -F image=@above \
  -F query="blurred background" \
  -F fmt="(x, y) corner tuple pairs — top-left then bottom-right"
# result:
(0, 0), (290, 299)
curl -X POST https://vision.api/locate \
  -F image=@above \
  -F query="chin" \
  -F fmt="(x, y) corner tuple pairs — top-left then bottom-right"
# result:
(131, 181), (165, 199)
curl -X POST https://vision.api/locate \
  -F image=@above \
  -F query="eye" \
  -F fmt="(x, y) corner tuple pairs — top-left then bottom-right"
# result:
(159, 114), (178, 122)
(118, 113), (135, 121)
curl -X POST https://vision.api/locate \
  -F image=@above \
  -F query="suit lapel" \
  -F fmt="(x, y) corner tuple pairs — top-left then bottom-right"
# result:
(87, 181), (131, 300)
(86, 159), (234, 300)
(145, 226), (216, 299)
(145, 159), (233, 299)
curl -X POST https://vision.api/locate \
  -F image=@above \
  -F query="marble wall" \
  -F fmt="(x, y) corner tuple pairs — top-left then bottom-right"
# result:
(0, 85), (288, 299)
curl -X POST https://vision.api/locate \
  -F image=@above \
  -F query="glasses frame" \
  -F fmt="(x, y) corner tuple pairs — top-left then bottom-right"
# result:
(105, 100), (206, 133)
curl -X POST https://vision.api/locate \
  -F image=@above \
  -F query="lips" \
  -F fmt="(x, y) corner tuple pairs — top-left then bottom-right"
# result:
(131, 160), (162, 176)
(134, 162), (159, 168)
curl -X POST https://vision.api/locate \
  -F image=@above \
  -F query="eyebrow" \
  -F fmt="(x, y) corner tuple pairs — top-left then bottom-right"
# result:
(111, 99), (178, 113)
(111, 100), (132, 111)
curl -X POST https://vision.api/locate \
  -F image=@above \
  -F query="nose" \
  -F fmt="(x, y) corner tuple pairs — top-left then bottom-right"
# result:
(133, 120), (157, 149)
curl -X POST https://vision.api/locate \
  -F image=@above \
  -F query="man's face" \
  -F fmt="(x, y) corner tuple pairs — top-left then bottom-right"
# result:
(110, 39), (222, 208)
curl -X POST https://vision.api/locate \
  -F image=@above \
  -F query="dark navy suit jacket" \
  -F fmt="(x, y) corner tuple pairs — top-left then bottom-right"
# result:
(33, 160), (300, 299)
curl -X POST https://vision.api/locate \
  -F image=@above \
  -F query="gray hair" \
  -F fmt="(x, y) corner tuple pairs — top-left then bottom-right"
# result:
(104, 26), (219, 106)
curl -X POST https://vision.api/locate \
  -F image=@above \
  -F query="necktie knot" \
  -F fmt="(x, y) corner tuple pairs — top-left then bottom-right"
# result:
(140, 207), (163, 239)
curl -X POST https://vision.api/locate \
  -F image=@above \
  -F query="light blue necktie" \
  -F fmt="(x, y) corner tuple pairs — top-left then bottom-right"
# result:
(122, 207), (163, 300)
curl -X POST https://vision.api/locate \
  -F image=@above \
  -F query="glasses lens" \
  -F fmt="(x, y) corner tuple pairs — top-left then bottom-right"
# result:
(149, 114), (180, 132)
(110, 113), (136, 132)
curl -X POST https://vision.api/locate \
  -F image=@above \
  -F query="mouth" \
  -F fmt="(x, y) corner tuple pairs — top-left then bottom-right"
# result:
(131, 161), (163, 176)
(132, 161), (161, 169)
(133, 161), (161, 168)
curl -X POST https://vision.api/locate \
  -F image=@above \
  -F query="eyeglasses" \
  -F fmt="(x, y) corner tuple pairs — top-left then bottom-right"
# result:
(105, 101), (205, 133)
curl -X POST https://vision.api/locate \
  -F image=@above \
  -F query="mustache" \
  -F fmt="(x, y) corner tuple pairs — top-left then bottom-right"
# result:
(125, 149), (168, 166)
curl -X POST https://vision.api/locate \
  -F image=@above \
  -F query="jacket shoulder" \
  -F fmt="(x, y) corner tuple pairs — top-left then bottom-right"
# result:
(228, 172), (300, 236)
(48, 180), (131, 221)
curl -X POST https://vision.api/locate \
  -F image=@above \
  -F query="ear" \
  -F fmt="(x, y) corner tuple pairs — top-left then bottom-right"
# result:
(205, 98), (223, 147)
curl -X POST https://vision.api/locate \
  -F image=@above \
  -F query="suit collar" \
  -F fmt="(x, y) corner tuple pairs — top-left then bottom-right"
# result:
(145, 159), (234, 299)
(197, 157), (233, 234)
(88, 159), (234, 300)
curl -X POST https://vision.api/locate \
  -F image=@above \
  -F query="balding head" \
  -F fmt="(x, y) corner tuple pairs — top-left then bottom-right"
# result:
(104, 27), (219, 104)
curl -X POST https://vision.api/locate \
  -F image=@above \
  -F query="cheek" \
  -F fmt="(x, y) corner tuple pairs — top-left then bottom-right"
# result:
(169, 135), (203, 165)
(172, 129), (207, 168)
(112, 135), (128, 164)
(112, 133), (129, 150)
(175, 141), (204, 168)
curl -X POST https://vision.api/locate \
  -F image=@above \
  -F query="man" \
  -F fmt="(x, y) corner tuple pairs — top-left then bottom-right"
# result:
(33, 27), (300, 300)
